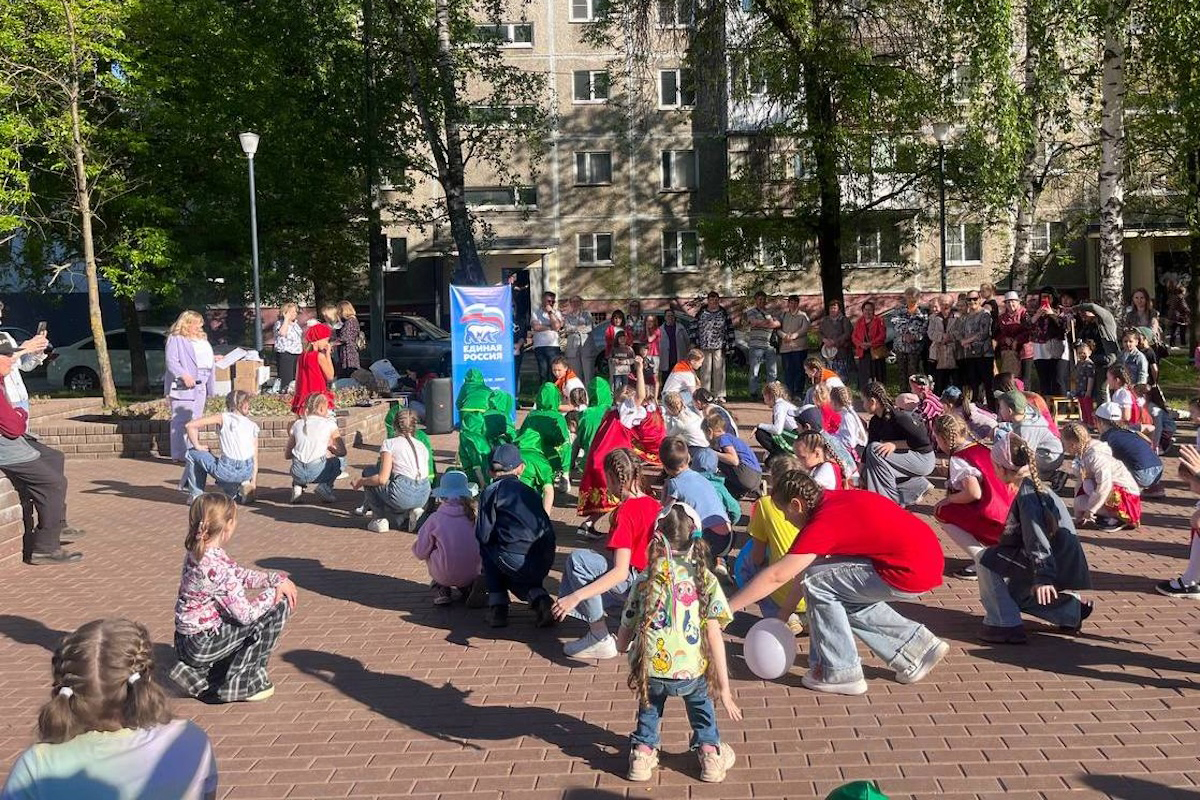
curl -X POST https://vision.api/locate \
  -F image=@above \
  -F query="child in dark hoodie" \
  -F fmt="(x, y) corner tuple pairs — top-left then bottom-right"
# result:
(475, 444), (557, 629)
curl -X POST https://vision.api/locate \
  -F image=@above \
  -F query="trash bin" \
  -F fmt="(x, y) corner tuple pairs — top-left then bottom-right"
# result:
(424, 377), (454, 434)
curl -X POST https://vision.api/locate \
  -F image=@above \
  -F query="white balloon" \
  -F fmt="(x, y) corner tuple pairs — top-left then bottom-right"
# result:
(743, 617), (797, 680)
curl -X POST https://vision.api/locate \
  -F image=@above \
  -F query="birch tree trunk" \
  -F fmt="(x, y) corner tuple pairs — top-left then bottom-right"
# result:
(1097, 3), (1127, 313)
(1009, 4), (1043, 293)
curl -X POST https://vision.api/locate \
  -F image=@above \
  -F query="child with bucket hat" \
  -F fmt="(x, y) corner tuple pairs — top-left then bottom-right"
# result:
(412, 470), (483, 606)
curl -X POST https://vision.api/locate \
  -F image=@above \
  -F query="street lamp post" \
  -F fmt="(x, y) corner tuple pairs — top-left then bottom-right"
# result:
(932, 122), (951, 294)
(239, 132), (264, 353)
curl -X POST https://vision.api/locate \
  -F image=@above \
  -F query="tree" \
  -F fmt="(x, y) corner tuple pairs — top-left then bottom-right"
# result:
(374, 0), (551, 286)
(1096, 0), (1128, 312)
(0, 0), (132, 407)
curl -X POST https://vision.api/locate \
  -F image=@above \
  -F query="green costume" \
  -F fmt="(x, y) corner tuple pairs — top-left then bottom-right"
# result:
(385, 403), (438, 483)
(570, 376), (612, 471)
(458, 412), (492, 488)
(484, 390), (518, 451)
(519, 383), (570, 476)
(456, 368), (494, 416)
(515, 428), (554, 496)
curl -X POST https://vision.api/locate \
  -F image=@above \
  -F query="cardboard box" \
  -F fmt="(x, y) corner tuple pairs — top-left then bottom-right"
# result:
(233, 359), (264, 395)
(214, 366), (232, 383)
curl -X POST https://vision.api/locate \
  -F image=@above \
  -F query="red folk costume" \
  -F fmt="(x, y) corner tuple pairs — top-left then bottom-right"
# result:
(291, 323), (335, 416)
(934, 442), (1016, 546)
(577, 401), (665, 516)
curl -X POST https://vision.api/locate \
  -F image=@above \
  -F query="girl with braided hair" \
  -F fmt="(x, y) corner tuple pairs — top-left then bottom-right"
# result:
(616, 502), (740, 784)
(1, 618), (218, 799)
(976, 433), (1093, 643)
(553, 448), (659, 660)
(931, 414), (1016, 581)
(729, 470), (948, 696)
(793, 430), (853, 490)
(861, 381), (936, 508)
(170, 494), (297, 703)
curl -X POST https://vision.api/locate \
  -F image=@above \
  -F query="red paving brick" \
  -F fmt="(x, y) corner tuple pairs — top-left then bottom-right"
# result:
(1, 401), (1200, 799)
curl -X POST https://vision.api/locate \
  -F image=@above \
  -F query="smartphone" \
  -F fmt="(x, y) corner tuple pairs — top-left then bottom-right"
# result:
(36, 321), (47, 335)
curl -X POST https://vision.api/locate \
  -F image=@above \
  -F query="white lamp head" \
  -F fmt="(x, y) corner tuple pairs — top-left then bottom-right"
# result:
(931, 122), (951, 144)
(238, 132), (260, 157)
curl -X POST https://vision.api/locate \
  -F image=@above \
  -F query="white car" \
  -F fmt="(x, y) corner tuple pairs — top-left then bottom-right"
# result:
(47, 327), (169, 392)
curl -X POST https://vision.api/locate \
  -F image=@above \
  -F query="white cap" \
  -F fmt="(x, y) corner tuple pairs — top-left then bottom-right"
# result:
(1095, 401), (1123, 422)
(1003, 291), (1021, 301)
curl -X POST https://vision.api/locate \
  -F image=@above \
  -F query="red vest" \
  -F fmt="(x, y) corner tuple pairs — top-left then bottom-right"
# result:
(935, 442), (1015, 546)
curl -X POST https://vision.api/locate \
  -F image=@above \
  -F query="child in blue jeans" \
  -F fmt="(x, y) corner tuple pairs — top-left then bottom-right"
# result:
(617, 502), (741, 784)
(180, 390), (259, 504)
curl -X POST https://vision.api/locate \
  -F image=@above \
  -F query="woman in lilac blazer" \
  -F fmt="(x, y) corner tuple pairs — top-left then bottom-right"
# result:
(165, 310), (217, 461)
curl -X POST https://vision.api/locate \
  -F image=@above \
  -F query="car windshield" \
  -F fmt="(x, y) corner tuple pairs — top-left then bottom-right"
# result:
(407, 317), (449, 339)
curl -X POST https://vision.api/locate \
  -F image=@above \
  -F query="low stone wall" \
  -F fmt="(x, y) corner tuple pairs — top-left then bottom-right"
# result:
(31, 403), (391, 460)
(0, 476), (25, 563)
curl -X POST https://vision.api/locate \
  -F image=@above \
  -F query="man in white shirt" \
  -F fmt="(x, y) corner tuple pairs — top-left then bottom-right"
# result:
(529, 291), (564, 386)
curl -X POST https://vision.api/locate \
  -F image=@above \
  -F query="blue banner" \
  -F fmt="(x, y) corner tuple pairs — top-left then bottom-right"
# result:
(449, 284), (516, 425)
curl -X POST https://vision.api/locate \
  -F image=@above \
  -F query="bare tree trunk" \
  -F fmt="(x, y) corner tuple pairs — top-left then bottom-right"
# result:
(433, 0), (485, 286)
(1097, 3), (1127, 314)
(807, 67), (843, 310)
(63, 3), (116, 407)
(1010, 5), (1044, 293)
(119, 295), (148, 395)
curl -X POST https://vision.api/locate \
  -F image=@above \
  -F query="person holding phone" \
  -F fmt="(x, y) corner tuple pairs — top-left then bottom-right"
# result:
(0, 303), (51, 413)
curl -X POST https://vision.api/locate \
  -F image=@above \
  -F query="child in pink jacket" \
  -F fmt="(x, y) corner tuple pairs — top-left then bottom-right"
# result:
(412, 470), (483, 605)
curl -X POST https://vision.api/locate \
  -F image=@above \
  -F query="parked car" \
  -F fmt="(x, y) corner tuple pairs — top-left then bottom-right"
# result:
(0, 326), (36, 347)
(588, 309), (750, 377)
(359, 313), (453, 376)
(47, 328), (169, 392)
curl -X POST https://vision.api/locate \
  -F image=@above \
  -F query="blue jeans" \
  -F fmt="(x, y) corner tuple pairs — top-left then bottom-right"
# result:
(534, 346), (562, 385)
(977, 563), (1083, 629)
(181, 450), (253, 500)
(291, 456), (344, 488)
(481, 535), (555, 607)
(732, 546), (783, 619)
(748, 346), (777, 398)
(362, 465), (431, 518)
(631, 676), (719, 749)
(689, 445), (717, 475)
(803, 558), (940, 683)
(1131, 464), (1163, 490)
(558, 548), (637, 623)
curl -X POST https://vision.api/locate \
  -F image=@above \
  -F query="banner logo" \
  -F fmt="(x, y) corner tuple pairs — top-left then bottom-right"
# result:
(449, 285), (516, 424)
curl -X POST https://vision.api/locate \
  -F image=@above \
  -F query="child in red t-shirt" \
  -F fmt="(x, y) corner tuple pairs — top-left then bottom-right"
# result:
(553, 448), (659, 660)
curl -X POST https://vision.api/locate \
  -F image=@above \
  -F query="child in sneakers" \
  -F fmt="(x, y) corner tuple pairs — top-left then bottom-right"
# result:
(171, 494), (297, 703)
(475, 444), (557, 628)
(287, 393), (346, 504)
(352, 408), (432, 532)
(180, 390), (259, 504)
(660, 436), (733, 562)
(618, 502), (741, 784)
(1060, 421), (1142, 531)
(2, 618), (218, 799)
(1156, 444), (1200, 599)
(412, 470), (482, 606)
(552, 448), (658, 659)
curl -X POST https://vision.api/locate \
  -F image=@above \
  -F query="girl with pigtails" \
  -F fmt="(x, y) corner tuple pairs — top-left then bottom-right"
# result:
(792, 430), (855, 490)
(1, 618), (218, 799)
(616, 502), (741, 785)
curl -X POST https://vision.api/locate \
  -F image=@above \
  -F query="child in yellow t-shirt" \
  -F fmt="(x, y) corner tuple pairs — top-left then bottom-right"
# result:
(733, 454), (807, 634)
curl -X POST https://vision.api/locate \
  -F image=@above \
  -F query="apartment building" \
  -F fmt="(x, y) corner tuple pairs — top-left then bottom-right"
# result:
(379, 1), (1187, 320)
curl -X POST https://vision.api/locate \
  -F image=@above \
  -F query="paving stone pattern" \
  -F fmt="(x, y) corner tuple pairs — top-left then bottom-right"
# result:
(1, 402), (1199, 800)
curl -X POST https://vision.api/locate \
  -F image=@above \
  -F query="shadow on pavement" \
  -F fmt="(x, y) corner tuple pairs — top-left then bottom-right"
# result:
(284, 648), (626, 773)
(1082, 775), (1200, 799)
(0, 614), (179, 685)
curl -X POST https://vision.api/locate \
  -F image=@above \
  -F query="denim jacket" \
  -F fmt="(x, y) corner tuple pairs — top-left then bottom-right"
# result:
(981, 479), (1090, 589)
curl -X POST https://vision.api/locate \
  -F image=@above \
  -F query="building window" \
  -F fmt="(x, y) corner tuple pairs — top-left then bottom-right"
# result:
(661, 150), (697, 190)
(1031, 221), (1062, 255)
(662, 230), (699, 271)
(792, 150), (807, 179)
(570, 0), (606, 21)
(464, 186), (538, 208)
(657, 0), (694, 27)
(474, 23), (534, 47)
(386, 237), (407, 272)
(578, 233), (613, 265)
(573, 70), (610, 103)
(658, 69), (696, 109)
(843, 222), (901, 266)
(575, 151), (613, 185)
(951, 64), (975, 105)
(947, 222), (983, 263)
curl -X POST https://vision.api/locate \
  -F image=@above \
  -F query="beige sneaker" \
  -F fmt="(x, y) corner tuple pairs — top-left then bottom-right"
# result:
(627, 747), (658, 782)
(242, 685), (275, 702)
(786, 613), (805, 636)
(698, 744), (735, 782)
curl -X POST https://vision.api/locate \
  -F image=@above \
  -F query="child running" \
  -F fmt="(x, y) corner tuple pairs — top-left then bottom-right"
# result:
(286, 393), (346, 504)
(0, 618), (218, 800)
(553, 449), (658, 659)
(412, 470), (482, 606)
(180, 390), (259, 504)
(170, 494), (297, 703)
(1061, 421), (1142, 531)
(931, 414), (1017, 580)
(617, 502), (741, 783)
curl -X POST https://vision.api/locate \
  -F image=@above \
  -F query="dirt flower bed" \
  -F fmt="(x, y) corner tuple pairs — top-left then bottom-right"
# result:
(109, 386), (375, 420)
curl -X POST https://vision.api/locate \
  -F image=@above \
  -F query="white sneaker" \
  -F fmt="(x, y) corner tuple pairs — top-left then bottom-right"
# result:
(896, 639), (950, 685)
(563, 631), (600, 657)
(367, 518), (390, 533)
(353, 504), (372, 517)
(801, 672), (869, 696)
(555, 474), (570, 493)
(290, 485), (304, 504)
(313, 484), (336, 503)
(338, 471), (350, 480)
(569, 633), (618, 660)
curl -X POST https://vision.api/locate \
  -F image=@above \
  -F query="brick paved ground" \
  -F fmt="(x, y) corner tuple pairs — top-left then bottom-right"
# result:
(2, 402), (1200, 800)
